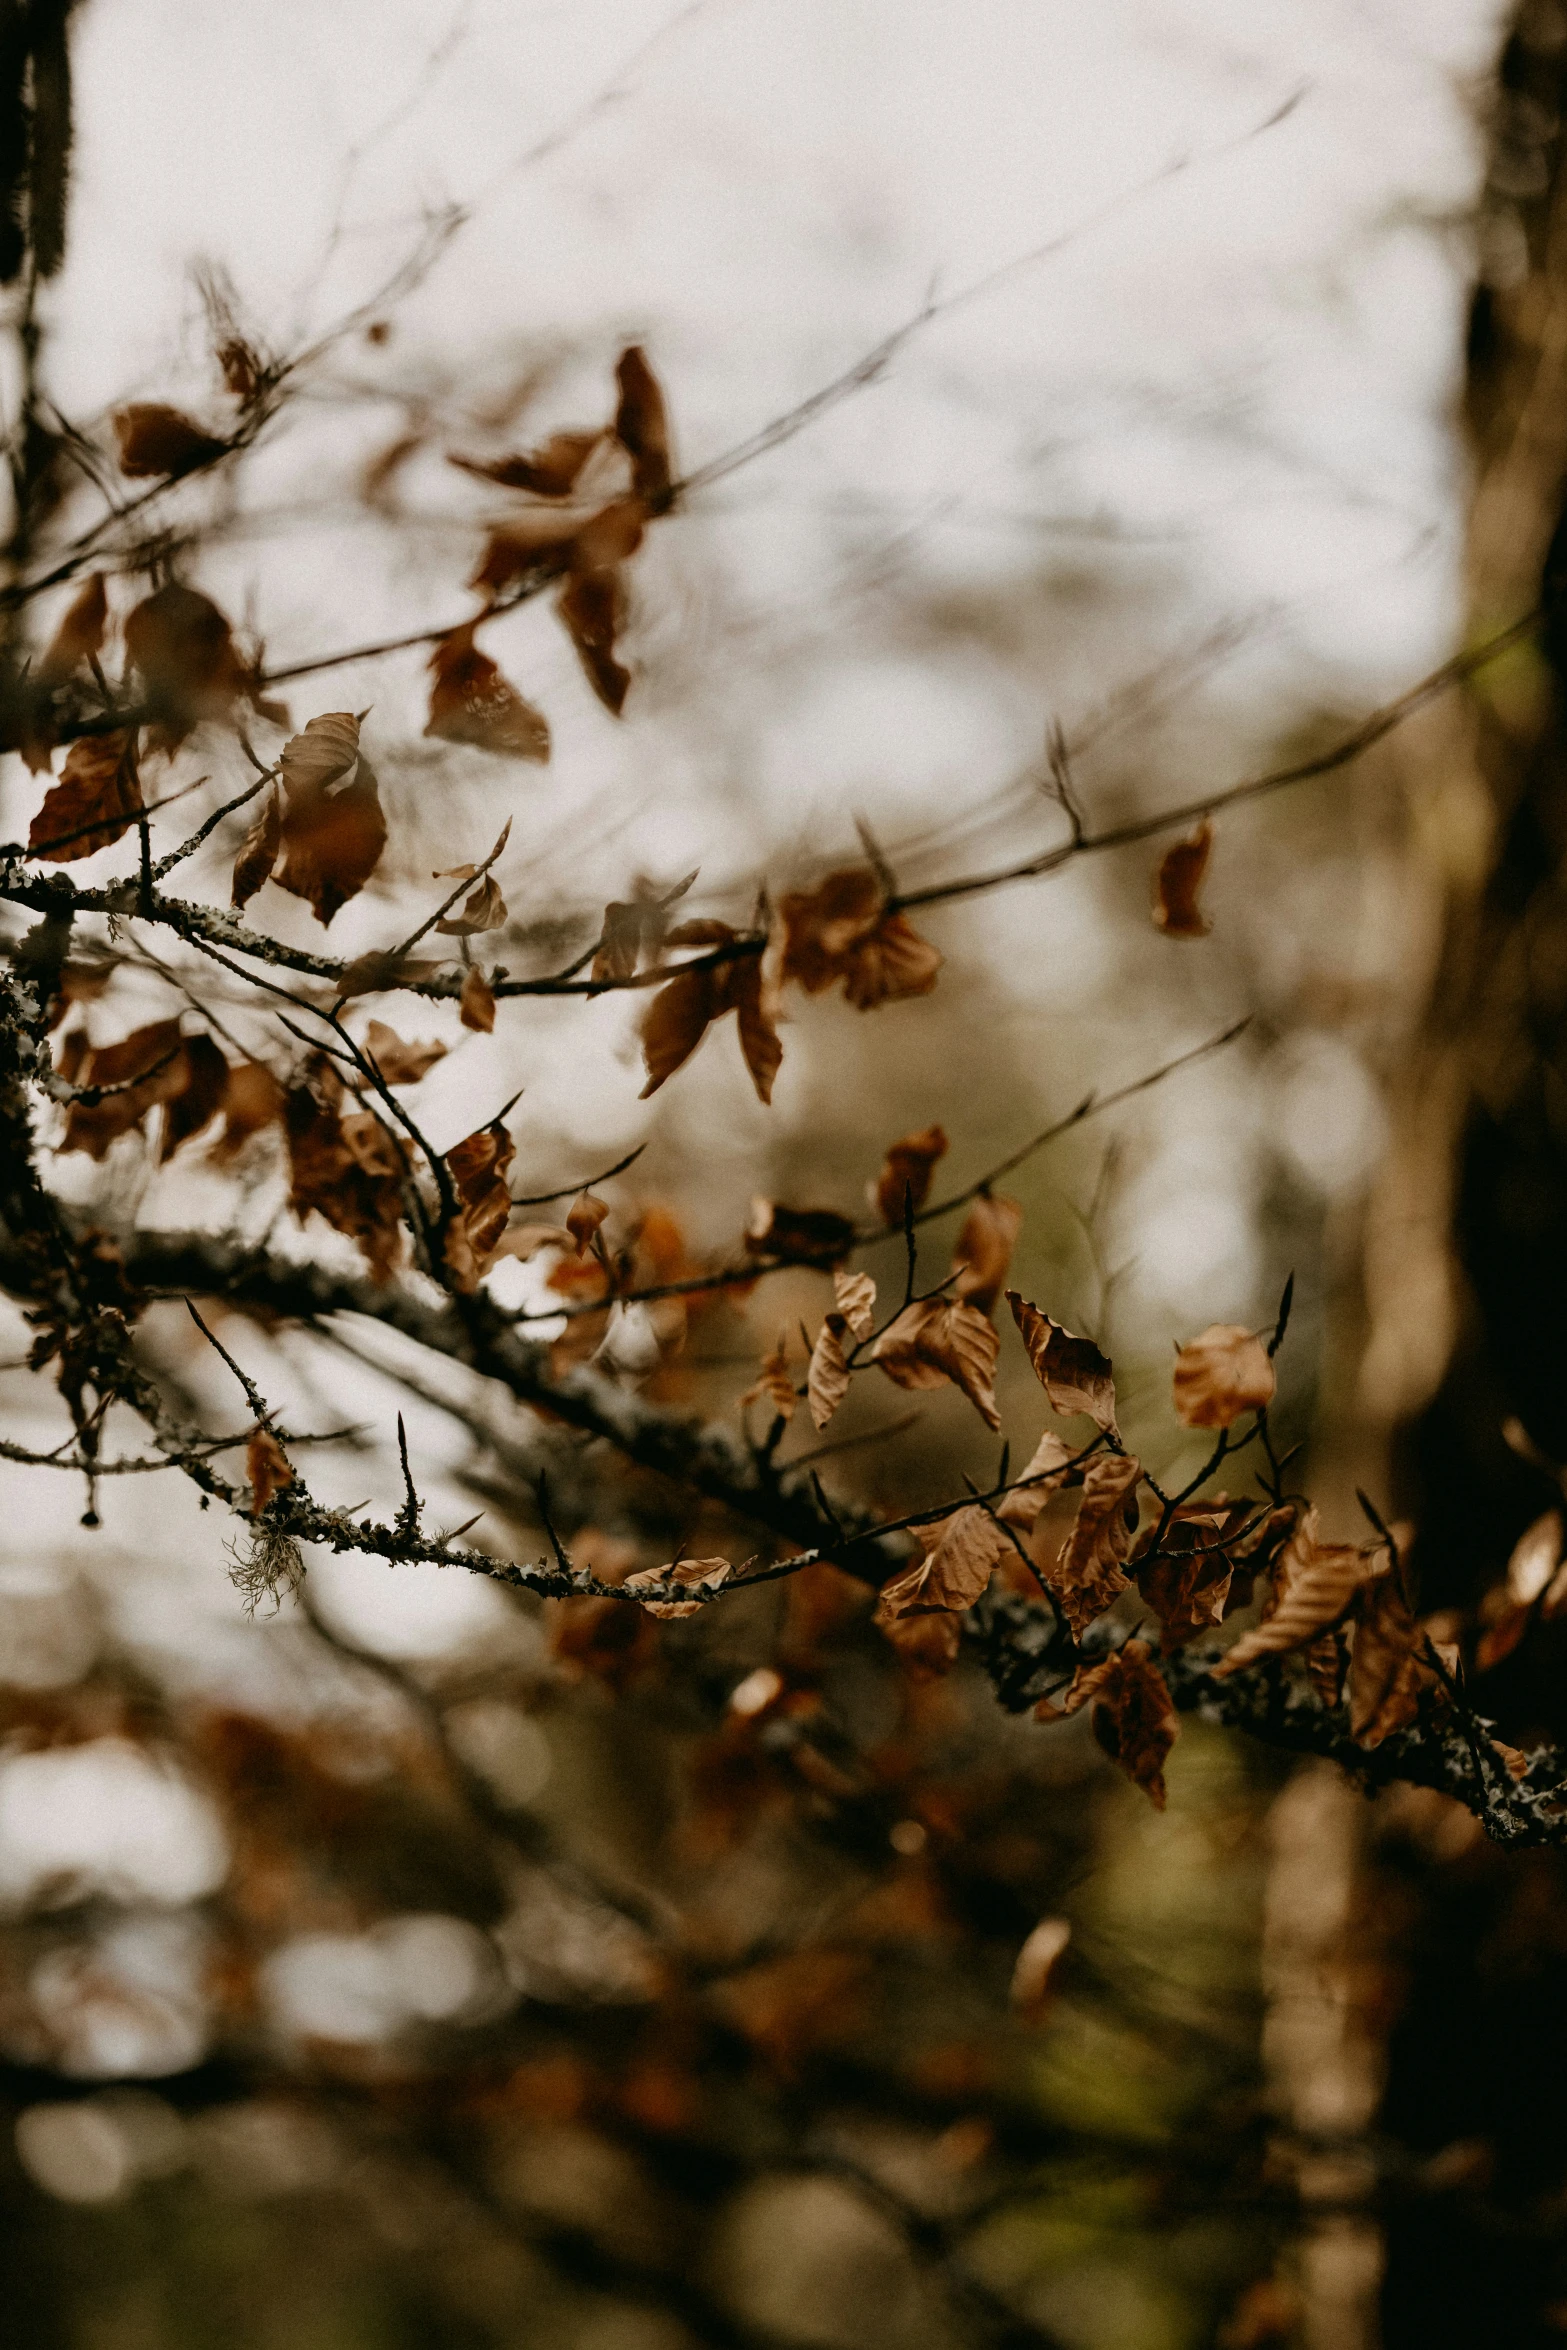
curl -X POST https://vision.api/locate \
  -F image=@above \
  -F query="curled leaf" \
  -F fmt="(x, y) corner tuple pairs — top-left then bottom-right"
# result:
(112, 403), (230, 478)
(285, 1081), (405, 1282)
(1172, 1324), (1275, 1430)
(639, 921), (780, 1104)
(272, 712), (387, 926)
(832, 1268), (876, 1339)
(1134, 1500), (1253, 1649)
(614, 346), (673, 501)
(230, 784), (281, 911)
(449, 430), (601, 496)
(877, 1505), (1011, 1619)
(1036, 1638), (1178, 1808)
(779, 865), (941, 1009)
(807, 1313), (852, 1431)
(436, 872), (508, 937)
(444, 1120), (517, 1294)
(872, 1124), (947, 1228)
(996, 1429), (1075, 1532)
(558, 565), (631, 714)
(871, 1296), (1001, 1431)
(426, 622), (550, 761)
(1046, 1450), (1142, 1637)
(38, 573), (108, 687)
(1214, 1508), (1369, 1677)
(1007, 1291), (1116, 1430)
(566, 1192), (610, 1254)
(363, 1021), (446, 1086)
(1348, 1570), (1444, 1748)
(1152, 819), (1213, 938)
(459, 964), (497, 1033)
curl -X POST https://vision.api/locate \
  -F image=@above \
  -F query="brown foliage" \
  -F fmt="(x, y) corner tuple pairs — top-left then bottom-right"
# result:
(1036, 1637), (1179, 1808)
(779, 865), (942, 1009)
(872, 1122), (948, 1227)
(111, 402), (230, 478)
(284, 1082), (405, 1281)
(1045, 1449), (1142, 1637)
(1152, 819), (1212, 938)
(1007, 1290), (1117, 1429)
(1172, 1323), (1275, 1428)
(444, 1121), (517, 1293)
(268, 712), (387, 925)
(877, 1506), (1013, 1620)
(426, 622), (550, 760)
(29, 729), (142, 860)
(871, 1296), (1002, 1430)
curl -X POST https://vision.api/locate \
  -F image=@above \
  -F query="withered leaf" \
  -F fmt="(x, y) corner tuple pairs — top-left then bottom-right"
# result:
(247, 1426), (293, 1516)
(57, 1018), (186, 1158)
(1010, 1919), (1072, 2020)
(272, 712), (387, 926)
(566, 1192), (610, 1254)
(1348, 1570), (1442, 1748)
(1215, 1508), (1370, 1676)
(444, 1120), (516, 1294)
(285, 1082), (404, 1282)
(1047, 1450), (1142, 1637)
(213, 1060), (285, 1158)
(879, 1608), (962, 1678)
(872, 1123), (947, 1228)
(742, 1330), (796, 1424)
(877, 1504), (1012, 1619)
(124, 582), (251, 746)
(38, 573), (108, 687)
(426, 622), (550, 761)
(952, 1192), (1022, 1316)
(363, 1020), (446, 1086)
(1306, 1630), (1346, 1709)
(996, 1428), (1075, 1531)
(745, 1199), (857, 1267)
(558, 565), (631, 714)
(1134, 1500), (1253, 1650)
(471, 506), (584, 598)
(160, 1032), (231, 1161)
(779, 865), (941, 1009)
(1172, 1323), (1275, 1430)
(112, 403), (230, 479)
(614, 346), (673, 502)
(1036, 1638), (1178, 1808)
(639, 921), (780, 1104)
(449, 429), (601, 497)
(435, 871), (508, 936)
(29, 729), (142, 861)
(230, 784), (281, 910)
(1152, 819), (1213, 938)
(807, 1312), (852, 1431)
(1007, 1291), (1117, 1430)
(459, 964), (497, 1033)
(871, 1296), (1002, 1431)
(623, 1557), (732, 1619)
(832, 1268), (876, 1339)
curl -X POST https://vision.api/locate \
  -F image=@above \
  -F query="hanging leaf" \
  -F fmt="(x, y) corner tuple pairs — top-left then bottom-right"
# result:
(995, 1429), (1075, 1531)
(877, 1505), (1012, 1619)
(247, 1426), (293, 1516)
(614, 345), (673, 501)
(459, 964), (497, 1033)
(230, 785), (281, 911)
(1036, 1638), (1179, 1808)
(742, 1330), (797, 1424)
(639, 921), (780, 1103)
(871, 1297), (1002, 1431)
(1214, 1508), (1370, 1676)
(832, 1268), (876, 1339)
(37, 573), (108, 687)
(285, 1082), (405, 1281)
(112, 403), (230, 479)
(271, 711), (387, 926)
(212, 1061), (286, 1159)
(159, 1032), (231, 1161)
(872, 1123), (948, 1227)
(1007, 1291), (1117, 1430)
(807, 1313), (852, 1431)
(623, 1557), (732, 1619)
(1348, 1570), (1445, 1748)
(435, 871), (508, 936)
(1134, 1500), (1253, 1649)
(951, 1193), (1022, 1316)
(566, 1192), (610, 1254)
(444, 1120), (517, 1293)
(1152, 820), (1213, 938)
(558, 566), (631, 715)
(28, 728), (142, 861)
(449, 430), (601, 497)
(1172, 1323), (1276, 1429)
(125, 581), (252, 747)
(57, 1018), (186, 1158)
(425, 621), (550, 761)
(363, 1021), (446, 1086)
(1046, 1450), (1142, 1637)
(779, 865), (941, 1009)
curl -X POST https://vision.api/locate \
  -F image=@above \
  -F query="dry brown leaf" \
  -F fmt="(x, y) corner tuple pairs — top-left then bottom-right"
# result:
(435, 871), (508, 936)
(212, 1060), (285, 1159)
(1010, 1919), (1072, 2020)
(871, 1296), (1002, 1431)
(878, 1609), (962, 1678)
(1007, 1291), (1117, 1429)
(29, 729), (143, 862)
(746, 1199), (857, 1267)
(285, 1082), (405, 1282)
(872, 1123), (948, 1228)
(623, 1557), (732, 1619)
(470, 507), (585, 598)
(1036, 1638), (1178, 1808)
(1152, 819), (1213, 939)
(159, 1033), (231, 1161)
(639, 920), (780, 1104)
(38, 573), (108, 687)
(1134, 1501), (1253, 1650)
(449, 430), (601, 496)
(124, 582), (251, 746)
(459, 964), (496, 1033)
(1047, 1450), (1142, 1637)
(807, 1313), (852, 1431)
(1172, 1323), (1276, 1429)
(272, 712), (387, 926)
(1214, 1508), (1370, 1676)
(614, 346), (673, 501)
(779, 865), (942, 1009)
(444, 1120), (517, 1294)
(57, 1018), (188, 1159)
(877, 1505), (1012, 1619)
(1348, 1570), (1441, 1748)
(362, 1021), (446, 1087)
(230, 785), (281, 911)
(112, 403), (230, 478)
(425, 622), (550, 761)
(742, 1330), (797, 1424)
(996, 1429), (1075, 1531)
(1305, 1630), (1346, 1709)
(832, 1268), (876, 1339)
(558, 566), (631, 714)
(952, 1193), (1022, 1316)
(566, 1192), (610, 1254)
(247, 1426), (293, 1517)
